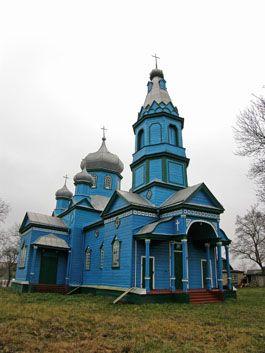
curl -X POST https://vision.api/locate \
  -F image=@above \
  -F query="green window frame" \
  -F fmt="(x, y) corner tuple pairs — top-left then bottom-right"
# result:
(100, 243), (104, 270)
(85, 247), (91, 271)
(19, 243), (27, 268)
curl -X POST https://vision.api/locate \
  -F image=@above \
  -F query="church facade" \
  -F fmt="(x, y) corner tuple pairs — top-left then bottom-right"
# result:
(14, 66), (235, 303)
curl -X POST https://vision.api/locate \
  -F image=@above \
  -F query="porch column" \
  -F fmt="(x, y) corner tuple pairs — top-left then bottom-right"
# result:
(145, 239), (151, 292)
(30, 245), (38, 283)
(181, 237), (188, 292)
(225, 245), (232, 290)
(65, 249), (71, 285)
(205, 243), (212, 290)
(217, 241), (223, 290)
(170, 241), (176, 291)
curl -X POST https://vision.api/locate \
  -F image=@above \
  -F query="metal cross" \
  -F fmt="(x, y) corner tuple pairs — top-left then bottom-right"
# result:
(101, 126), (108, 140)
(152, 53), (160, 69)
(176, 219), (180, 232)
(63, 174), (69, 185)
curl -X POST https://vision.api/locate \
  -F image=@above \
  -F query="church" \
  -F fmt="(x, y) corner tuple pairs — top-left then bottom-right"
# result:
(13, 63), (236, 303)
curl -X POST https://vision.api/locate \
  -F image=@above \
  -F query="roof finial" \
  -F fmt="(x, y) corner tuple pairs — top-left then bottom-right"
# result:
(101, 126), (108, 141)
(152, 53), (160, 69)
(63, 174), (69, 186)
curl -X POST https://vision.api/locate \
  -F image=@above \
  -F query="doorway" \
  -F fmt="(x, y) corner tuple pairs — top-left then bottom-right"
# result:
(39, 250), (58, 284)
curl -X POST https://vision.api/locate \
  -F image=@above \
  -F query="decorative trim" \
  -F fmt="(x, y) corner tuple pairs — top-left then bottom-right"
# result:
(161, 210), (183, 218)
(104, 210), (157, 224)
(183, 209), (220, 220)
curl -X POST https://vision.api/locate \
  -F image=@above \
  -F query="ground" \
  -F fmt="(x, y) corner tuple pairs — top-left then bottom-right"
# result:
(0, 288), (264, 353)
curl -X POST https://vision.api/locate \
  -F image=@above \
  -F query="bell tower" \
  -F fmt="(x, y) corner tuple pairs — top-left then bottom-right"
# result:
(131, 65), (189, 206)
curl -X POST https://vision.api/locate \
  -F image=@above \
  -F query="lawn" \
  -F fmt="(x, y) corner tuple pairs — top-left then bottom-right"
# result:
(0, 288), (264, 353)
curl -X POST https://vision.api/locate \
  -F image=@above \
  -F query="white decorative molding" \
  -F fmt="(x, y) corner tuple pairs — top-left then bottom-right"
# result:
(104, 210), (157, 224)
(183, 209), (220, 220)
(161, 210), (183, 218)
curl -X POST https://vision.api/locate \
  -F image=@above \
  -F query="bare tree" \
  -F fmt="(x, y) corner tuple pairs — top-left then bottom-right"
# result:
(0, 198), (9, 224)
(0, 224), (20, 285)
(234, 95), (265, 200)
(231, 205), (265, 275)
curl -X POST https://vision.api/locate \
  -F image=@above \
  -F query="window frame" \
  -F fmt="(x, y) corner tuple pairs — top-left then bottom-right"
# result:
(100, 243), (104, 270)
(19, 243), (27, 269)
(104, 175), (112, 190)
(112, 236), (121, 269)
(85, 246), (91, 271)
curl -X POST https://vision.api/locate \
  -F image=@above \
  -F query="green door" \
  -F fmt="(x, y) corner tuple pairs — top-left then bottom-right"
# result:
(202, 260), (207, 288)
(174, 251), (183, 289)
(39, 251), (58, 284)
(141, 257), (154, 290)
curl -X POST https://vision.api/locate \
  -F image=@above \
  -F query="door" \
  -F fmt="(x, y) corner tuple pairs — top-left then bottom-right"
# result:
(141, 256), (154, 290)
(39, 251), (58, 284)
(174, 251), (183, 289)
(201, 259), (212, 288)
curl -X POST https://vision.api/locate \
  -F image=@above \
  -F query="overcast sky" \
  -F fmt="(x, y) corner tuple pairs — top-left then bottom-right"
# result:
(0, 1), (264, 266)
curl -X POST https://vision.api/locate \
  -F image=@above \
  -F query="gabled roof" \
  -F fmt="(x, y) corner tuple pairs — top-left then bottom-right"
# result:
(89, 195), (110, 211)
(20, 212), (68, 233)
(102, 189), (155, 216)
(117, 190), (154, 207)
(33, 234), (70, 249)
(160, 183), (224, 211)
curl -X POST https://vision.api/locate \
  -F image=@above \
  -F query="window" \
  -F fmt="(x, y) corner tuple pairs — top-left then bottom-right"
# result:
(149, 123), (162, 145)
(91, 174), (97, 188)
(169, 125), (179, 146)
(100, 243), (104, 269)
(85, 247), (91, 271)
(112, 236), (121, 268)
(19, 243), (27, 268)
(137, 129), (144, 151)
(104, 175), (112, 189)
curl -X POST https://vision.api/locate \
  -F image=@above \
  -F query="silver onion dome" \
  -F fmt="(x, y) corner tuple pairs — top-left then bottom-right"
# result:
(143, 68), (172, 108)
(80, 138), (124, 174)
(74, 167), (94, 185)
(55, 184), (73, 200)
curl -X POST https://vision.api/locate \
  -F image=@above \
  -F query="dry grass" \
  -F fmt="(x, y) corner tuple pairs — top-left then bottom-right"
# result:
(0, 288), (265, 353)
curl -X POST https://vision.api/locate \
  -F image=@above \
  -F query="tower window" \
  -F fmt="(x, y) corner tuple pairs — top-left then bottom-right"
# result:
(85, 247), (91, 271)
(137, 129), (144, 151)
(169, 125), (179, 146)
(112, 236), (121, 268)
(159, 79), (167, 90)
(19, 243), (27, 268)
(104, 175), (112, 189)
(100, 243), (104, 269)
(149, 123), (162, 145)
(91, 174), (97, 188)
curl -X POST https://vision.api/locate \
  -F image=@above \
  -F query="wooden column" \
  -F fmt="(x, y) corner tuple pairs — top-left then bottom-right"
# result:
(205, 243), (212, 290)
(65, 249), (72, 285)
(181, 237), (188, 292)
(145, 239), (151, 292)
(217, 241), (223, 290)
(225, 245), (232, 290)
(30, 245), (38, 283)
(170, 241), (176, 291)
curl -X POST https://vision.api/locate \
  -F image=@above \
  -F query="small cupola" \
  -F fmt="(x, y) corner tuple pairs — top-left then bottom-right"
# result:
(55, 183), (73, 200)
(54, 177), (73, 216)
(74, 167), (94, 186)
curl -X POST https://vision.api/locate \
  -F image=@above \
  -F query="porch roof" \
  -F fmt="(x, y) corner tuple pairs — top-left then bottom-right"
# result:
(33, 234), (70, 250)
(135, 217), (176, 239)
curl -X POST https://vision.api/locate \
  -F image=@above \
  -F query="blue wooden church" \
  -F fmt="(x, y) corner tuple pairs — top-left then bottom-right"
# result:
(14, 65), (235, 303)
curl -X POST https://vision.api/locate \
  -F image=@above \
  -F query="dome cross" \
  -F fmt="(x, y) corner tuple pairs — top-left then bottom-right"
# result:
(63, 174), (70, 185)
(101, 126), (108, 141)
(152, 53), (160, 69)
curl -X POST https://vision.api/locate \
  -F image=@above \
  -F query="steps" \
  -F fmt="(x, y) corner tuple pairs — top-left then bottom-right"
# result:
(31, 284), (69, 294)
(189, 289), (223, 304)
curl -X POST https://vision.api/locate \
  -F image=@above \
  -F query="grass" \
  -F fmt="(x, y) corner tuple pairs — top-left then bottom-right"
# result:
(0, 288), (265, 353)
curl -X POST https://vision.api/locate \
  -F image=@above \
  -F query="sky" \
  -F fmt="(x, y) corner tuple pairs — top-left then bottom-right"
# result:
(0, 0), (265, 267)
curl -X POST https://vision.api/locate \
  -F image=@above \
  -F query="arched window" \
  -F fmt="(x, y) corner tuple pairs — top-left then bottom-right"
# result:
(19, 243), (27, 268)
(104, 175), (112, 189)
(112, 236), (121, 268)
(149, 123), (162, 145)
(168, 125), (179, 146)
(85, 247), (91, 271)
(137, 129), (144, 151)
(100, 243), (104, 270)
(91, 174), (97, 188)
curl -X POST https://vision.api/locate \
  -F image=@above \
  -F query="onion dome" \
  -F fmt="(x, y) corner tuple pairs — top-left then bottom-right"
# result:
(55, 184), (73, 200)
(143, 68), (172, 108)
(74, 166), (94, 185)
(80, 138), (124, 174)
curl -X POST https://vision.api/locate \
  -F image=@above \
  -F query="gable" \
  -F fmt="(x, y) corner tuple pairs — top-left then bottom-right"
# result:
(108, 196), (129, 213)
(188, 189), (219, 208)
